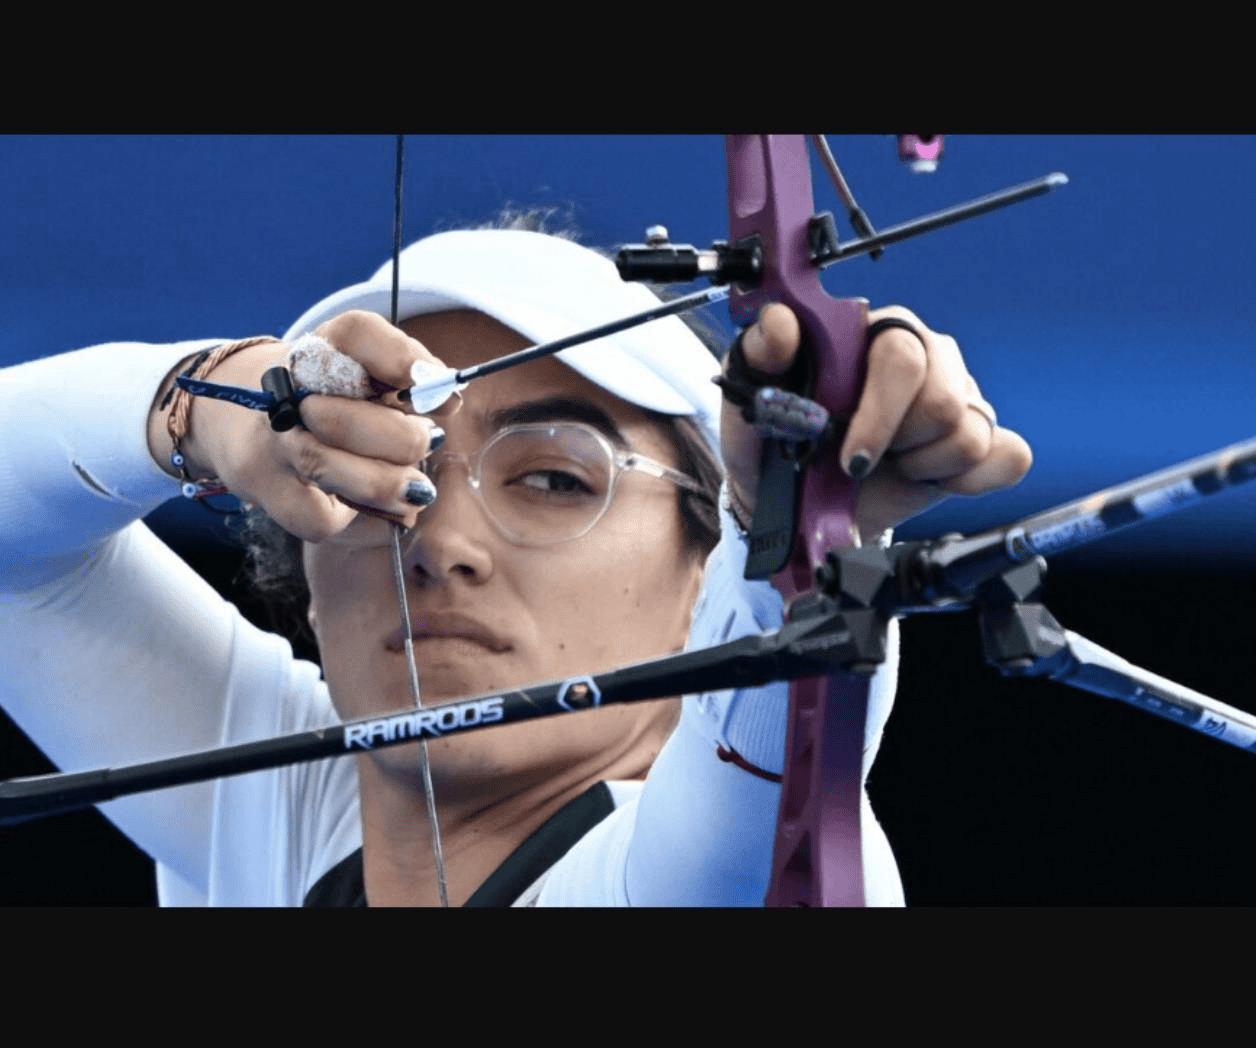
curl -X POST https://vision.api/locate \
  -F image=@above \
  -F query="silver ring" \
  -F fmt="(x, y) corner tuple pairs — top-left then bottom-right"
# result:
(966, 399), (997, 432)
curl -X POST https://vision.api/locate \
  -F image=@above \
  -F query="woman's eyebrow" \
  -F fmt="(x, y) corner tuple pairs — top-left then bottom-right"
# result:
(486, 397), (630, 448)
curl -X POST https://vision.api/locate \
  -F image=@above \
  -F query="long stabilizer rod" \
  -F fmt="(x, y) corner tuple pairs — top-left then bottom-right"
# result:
(0, 609), (856, 826)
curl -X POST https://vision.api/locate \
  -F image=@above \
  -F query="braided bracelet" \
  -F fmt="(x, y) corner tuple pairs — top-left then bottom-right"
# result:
(163, 336), (280, 500)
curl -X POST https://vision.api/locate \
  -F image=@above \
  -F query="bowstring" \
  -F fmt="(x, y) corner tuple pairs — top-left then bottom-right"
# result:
(389, 133), (450, 907)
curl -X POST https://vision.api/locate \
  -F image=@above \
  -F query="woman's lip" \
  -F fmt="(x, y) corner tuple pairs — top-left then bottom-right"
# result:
(386, 614), (511, 654)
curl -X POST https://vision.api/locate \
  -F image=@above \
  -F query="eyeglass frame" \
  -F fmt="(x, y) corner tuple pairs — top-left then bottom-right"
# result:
(420, 420), (709, 547)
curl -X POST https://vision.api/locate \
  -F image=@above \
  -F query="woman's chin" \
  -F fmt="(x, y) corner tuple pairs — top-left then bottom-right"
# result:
(412, 659), (517, 704)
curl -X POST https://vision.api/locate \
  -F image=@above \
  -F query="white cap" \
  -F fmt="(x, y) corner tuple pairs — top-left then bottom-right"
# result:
(283, 229), (724, 455)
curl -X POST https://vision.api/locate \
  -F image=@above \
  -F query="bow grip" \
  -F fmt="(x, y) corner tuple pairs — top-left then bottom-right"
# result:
(725, 135), (869, 603)
(726, 135), (874, 909)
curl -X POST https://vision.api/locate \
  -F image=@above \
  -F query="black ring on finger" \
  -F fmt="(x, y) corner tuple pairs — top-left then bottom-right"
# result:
(866, 317), (925, 346)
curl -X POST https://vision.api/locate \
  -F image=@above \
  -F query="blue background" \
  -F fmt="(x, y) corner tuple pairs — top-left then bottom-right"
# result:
(2, 134), (1252, 567)
(3, 136), (1255, 904)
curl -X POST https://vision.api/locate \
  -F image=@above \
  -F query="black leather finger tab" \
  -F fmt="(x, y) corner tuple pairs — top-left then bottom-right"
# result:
(262, 366), (303, 432)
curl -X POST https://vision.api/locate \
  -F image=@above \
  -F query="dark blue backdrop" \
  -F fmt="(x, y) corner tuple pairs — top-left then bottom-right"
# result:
(2, 135), (1252, 565)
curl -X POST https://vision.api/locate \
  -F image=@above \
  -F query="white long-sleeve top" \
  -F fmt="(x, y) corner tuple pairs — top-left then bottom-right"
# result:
(0, 340), (904, 906)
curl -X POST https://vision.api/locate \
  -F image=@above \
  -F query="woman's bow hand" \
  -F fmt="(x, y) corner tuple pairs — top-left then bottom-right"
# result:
(719, 303), (1034, 545)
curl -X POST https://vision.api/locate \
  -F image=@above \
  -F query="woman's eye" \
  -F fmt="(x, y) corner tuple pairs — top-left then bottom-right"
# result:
(517, 470), (592, 494)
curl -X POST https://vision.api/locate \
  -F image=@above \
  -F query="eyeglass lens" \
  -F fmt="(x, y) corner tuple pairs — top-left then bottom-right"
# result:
(437, 425), (616, 545)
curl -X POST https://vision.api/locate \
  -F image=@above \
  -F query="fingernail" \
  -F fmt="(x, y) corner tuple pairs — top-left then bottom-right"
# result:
(404, 476), (437, 506)
(427, 426), (446, 452)
(847, 452), (871, 480)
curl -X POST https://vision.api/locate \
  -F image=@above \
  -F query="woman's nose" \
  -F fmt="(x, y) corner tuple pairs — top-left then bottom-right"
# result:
(402, 457), (496, 583)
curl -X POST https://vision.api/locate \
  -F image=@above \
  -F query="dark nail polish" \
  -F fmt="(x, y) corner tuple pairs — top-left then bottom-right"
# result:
(405, 477), (437, 506)
(847, 453), (871, 480)
(427, 426), (446, 452)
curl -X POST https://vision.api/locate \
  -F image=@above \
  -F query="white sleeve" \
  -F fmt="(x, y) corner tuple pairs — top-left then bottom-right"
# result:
(0, 340), (220, 576)
(0, 343), (361, 906)
(537, 489), (903, 907)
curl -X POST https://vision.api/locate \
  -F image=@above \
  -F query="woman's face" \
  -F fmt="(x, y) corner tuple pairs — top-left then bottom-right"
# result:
(303, 309), (707, 796)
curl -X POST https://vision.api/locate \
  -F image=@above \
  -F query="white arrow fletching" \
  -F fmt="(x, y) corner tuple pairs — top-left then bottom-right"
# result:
(409, 361), (467, 413)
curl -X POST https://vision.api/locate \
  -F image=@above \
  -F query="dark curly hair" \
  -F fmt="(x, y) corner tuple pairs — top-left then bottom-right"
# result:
(232, 207), (727, 654)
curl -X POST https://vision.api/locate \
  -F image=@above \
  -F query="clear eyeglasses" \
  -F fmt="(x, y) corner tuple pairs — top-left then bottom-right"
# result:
(422, 421), (707, 547)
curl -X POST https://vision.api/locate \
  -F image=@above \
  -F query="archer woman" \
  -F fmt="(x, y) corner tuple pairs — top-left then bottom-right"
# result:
(0, 222), (1030, 905)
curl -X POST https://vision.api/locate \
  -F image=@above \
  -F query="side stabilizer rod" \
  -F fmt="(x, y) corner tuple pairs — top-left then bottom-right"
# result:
(983, 601), (1256, 752)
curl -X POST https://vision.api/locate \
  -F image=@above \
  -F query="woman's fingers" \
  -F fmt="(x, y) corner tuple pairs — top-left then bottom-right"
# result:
(895, 424), (1033, 494)
(297, 393), (438, 466)
(234, 428), (435, 542)
(719, 301), (1034, 544)
(248, 310), (448, 541)
(854, 427), (1033, 538)
(739, 302), (799, 374)
(313, 310), (438, 390)
(839, 306), (984, 475)
(259, 481), (361, 544)
(174, 314), (449, 544)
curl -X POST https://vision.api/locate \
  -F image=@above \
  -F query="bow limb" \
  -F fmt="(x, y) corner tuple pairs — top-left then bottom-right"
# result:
(725, 135), (874, 907)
